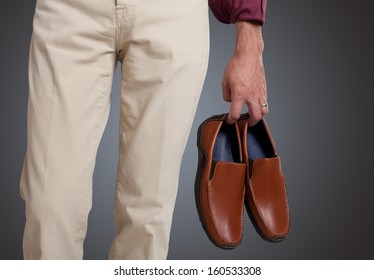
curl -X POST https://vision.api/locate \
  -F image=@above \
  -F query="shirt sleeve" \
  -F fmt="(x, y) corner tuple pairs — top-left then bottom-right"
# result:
(208, 0), (267, 25)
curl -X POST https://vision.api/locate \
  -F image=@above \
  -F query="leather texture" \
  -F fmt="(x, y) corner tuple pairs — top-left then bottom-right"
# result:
(238, 113), (290, 241)
(195, 114), (246, 249)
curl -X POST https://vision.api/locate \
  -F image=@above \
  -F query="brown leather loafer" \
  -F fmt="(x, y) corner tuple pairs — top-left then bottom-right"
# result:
(238, 113), (290, 242)
(194, 114), (246, 249)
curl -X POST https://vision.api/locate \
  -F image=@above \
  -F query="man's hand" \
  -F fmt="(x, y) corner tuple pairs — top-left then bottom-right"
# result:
(223, 21), (268, 126)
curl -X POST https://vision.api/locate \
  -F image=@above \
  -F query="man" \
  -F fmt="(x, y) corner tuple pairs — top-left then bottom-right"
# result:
(20, 0), (268, 259)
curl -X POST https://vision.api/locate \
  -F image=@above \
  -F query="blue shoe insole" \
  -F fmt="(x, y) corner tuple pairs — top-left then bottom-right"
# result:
(212, 123), (241, 163)
(247, 121), (275, 160)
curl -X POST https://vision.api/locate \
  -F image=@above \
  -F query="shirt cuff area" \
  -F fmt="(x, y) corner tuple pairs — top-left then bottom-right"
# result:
(208, 0), (267, 25)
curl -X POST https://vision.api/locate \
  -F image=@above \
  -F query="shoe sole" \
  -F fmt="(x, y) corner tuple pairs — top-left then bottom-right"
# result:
(245, 203), (288, 243)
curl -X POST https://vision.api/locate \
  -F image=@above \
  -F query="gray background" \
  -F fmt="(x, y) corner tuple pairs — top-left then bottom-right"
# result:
(1, 0), (373, 259)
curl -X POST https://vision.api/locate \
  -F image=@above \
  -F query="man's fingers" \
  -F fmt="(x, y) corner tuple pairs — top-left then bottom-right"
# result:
(227, 98), (244, 124)
(222, 77), (242, 124)
(247, 100), (268, 127)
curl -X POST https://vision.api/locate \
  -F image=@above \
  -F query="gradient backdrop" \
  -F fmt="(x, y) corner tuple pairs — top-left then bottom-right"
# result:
(1, 0), (373, 259)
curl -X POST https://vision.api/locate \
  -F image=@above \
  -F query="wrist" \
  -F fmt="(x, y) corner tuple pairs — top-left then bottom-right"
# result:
(234, 21), (264, 55)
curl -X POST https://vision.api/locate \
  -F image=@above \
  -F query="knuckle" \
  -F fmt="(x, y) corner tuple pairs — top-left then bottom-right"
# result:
(251, 113), (262, 124)
(253, 117), (261, 124)
(230, 112), (240, 122)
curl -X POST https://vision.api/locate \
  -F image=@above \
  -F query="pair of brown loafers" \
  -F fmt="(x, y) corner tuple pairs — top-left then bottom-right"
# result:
(194, 113), (290, 249)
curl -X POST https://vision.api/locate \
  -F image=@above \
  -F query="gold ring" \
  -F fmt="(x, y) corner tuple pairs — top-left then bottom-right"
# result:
(260, 103), (268, 108)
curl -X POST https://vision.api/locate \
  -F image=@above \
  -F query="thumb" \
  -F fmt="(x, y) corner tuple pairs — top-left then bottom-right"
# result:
(222, 78), (232, 102)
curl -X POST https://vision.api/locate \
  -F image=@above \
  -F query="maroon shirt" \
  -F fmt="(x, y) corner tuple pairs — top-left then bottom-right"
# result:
(209, 0), (267, 25)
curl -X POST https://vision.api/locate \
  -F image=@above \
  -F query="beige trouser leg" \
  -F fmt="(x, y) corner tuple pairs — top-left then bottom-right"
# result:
(20, 0), (209, 260)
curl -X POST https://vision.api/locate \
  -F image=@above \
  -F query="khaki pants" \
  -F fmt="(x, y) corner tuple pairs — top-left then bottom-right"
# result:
(20, 0), (209, 259)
